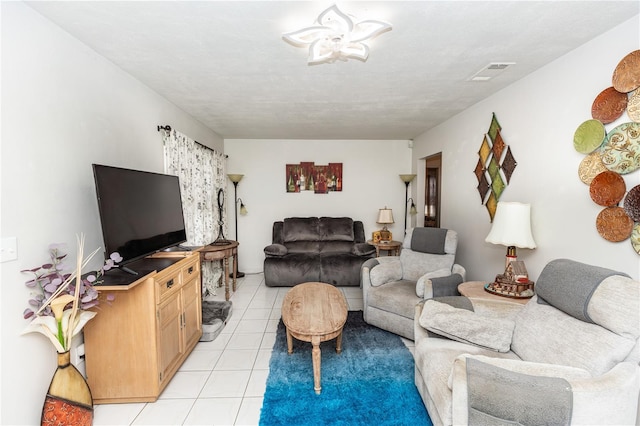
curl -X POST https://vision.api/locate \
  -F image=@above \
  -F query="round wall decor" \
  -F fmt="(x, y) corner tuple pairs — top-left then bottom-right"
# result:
(601, 122), (640, 174)
(623, 185), (640, 222)
(627, 88), (640, 122)
(596, 206), (634, 242)
(612, 49), (640, 93)
(578, 151), (608, 185)
(575, 49), (640, 254)
(591, 86), (628, 124)
(573, 119), (605, 154)
(589, 170), (626, 206)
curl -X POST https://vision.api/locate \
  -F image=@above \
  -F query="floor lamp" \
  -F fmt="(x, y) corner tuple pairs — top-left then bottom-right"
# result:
(399, 174), (416, 232)
(227, 173), (246, 278)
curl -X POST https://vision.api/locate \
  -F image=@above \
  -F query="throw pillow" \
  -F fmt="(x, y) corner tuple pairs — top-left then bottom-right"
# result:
(420, 299), (515, 352)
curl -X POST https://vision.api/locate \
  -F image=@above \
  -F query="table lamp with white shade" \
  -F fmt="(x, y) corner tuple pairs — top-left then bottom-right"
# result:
(485, 201), (537, 297)
(485, 201), (537, 270)
(376, 207), (394, 241)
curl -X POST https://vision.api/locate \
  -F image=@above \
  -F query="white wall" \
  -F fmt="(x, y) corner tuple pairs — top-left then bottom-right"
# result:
(223, 139), (413, 273)
(0, 3), (223, 424)
(412, 16), (640, 282)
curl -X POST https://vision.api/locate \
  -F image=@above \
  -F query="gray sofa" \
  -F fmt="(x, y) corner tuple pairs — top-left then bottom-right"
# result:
(263, 217), (375, 287)
(414, 259), (640, 426)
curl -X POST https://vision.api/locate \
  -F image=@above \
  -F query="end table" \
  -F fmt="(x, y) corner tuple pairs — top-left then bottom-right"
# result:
(367, 240), (402, 257)
(458, 281), (530, 305)
(197, 242), (238, 301)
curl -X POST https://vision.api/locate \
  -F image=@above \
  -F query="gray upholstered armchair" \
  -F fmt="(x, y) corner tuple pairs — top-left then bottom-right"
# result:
(361, 227), (465, 340)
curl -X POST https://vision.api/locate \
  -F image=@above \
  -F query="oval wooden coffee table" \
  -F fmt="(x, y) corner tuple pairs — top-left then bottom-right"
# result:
(281, 282), (348, 394)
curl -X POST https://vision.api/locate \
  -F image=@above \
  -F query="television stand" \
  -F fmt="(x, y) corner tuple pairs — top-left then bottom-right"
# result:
(99, 257), (183, 284)
(164, 244), (192, 252)
(84, 251), (202, 403)
(120, 266), (139, 276)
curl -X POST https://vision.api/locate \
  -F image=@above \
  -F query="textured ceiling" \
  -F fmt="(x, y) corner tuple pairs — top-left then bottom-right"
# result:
(27, 1), (639, 140)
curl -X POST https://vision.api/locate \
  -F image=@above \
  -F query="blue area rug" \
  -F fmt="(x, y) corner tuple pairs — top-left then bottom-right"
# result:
(259, 310), (432, 426)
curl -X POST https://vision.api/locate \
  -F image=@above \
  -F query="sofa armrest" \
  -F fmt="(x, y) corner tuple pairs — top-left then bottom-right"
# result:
(452, 264), (466, 281)
(414, 302), (430, 343)
(361, 258), (379, 308)
(421, 273), (464, 299)
(366, 257), (402, 287)
(416, 268), (453, 298)
(264, 243), (288, 257)
(450, 355), (640, 426)
(362, 257), (402, 309)
(418, 264), (465, 299)
(353, 242), (376, 257)
(568, 362), (640, 425)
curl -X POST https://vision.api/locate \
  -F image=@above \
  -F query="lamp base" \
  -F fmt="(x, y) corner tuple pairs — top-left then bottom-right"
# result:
(486, 278), (535, 299)
(379, 229), (392, 241)
(504, 245), (517, 270)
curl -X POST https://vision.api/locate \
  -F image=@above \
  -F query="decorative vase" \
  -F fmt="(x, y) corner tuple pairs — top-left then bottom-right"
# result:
(41, 351), (93, 426)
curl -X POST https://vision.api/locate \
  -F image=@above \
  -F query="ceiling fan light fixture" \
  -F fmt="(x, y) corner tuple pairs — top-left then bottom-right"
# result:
(283, 4), (391, 65)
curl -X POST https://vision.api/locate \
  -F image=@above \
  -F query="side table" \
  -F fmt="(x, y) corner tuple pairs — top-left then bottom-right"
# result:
(367, 240), (402, 257)
(197, 241), (238, 301)
(458, 281), (530, 305)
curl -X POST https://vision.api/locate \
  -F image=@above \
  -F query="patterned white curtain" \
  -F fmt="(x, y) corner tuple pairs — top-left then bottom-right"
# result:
(162, 128), (226, 297)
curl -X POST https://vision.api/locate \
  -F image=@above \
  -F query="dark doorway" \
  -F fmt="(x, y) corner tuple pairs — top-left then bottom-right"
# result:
(424, 153), (441, 228)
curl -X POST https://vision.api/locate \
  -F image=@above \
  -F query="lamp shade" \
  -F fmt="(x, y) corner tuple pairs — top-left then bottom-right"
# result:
(409, 202), (418, 215)
(485, 202), (537, 249)
(227, 174), (244, 183)
(399, 174), (416, 184)
(377, 208), (394, 224)
(239, 200), (248, 215)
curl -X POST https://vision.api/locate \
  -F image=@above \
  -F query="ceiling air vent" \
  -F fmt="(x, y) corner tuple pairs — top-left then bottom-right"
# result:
(468, 62), (515, 82)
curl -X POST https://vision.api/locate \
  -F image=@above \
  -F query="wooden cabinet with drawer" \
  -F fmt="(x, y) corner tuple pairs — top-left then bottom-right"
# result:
(84, 251), (202, 404)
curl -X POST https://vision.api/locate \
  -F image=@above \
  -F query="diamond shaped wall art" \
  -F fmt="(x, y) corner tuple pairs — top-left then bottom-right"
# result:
(474, 113), (518, 221)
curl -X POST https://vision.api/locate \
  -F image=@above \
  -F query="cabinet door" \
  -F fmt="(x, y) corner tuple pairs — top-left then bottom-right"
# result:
(157, 293), (183, 384)
(182, 278), (202, 350)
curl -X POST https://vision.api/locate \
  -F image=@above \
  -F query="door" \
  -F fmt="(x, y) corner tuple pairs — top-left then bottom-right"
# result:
(158, 293), (183, 384)
(424, 153), (441, 228)
(182, 278), (202, 349)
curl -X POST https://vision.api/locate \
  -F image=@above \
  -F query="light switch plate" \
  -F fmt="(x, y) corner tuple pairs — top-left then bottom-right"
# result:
(1, 237), (18, 262)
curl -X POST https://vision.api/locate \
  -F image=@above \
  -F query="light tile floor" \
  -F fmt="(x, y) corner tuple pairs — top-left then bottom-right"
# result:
(93, 273), (414, 425)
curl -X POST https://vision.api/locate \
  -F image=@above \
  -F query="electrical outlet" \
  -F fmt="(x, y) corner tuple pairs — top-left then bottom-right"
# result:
(72, 343), (85, 366)
(0, 237), (18, 262)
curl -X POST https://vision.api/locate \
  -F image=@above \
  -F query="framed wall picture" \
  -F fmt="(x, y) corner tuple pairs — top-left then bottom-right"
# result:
(286, 162), (343, 193)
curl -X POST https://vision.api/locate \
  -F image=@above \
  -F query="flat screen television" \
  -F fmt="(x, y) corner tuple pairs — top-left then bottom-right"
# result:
(92, 164), (187, 274)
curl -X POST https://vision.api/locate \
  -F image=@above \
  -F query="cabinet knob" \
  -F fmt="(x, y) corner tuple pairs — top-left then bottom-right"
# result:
(166, 279), (174, 288)
(188, 266), (194, 274)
